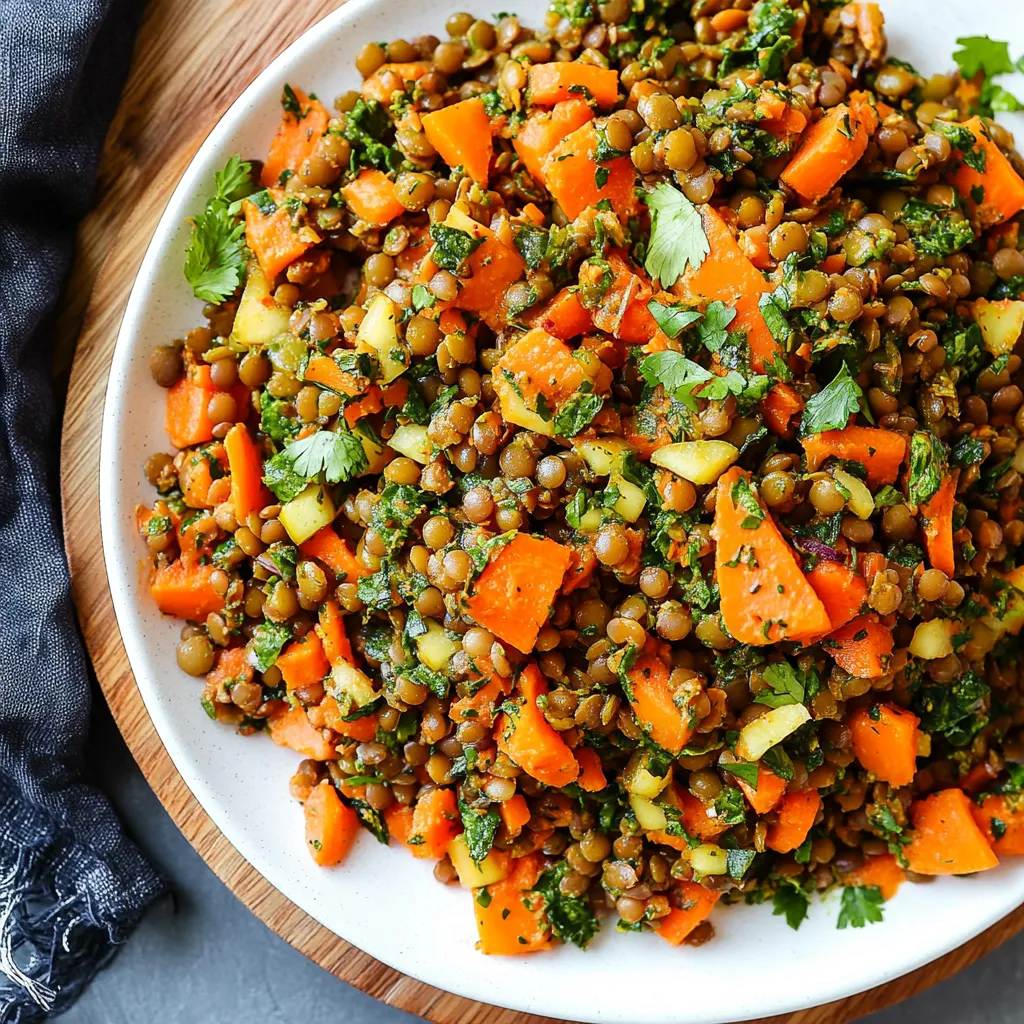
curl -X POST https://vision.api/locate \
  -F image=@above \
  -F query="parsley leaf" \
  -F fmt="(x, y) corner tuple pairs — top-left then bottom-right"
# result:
(262, 450), (308, 503)
(773, 881), (809, 930)
(638, 351), (713, 411)
(799, 364), (863, 436)
(554, 389), (604, 437)
(214, 154), (257, 203)
(429, 223), (484, 273)
(284, 429), (368, 484)
(696, 301), (738, 353)
(721, 761), (759, 787)
(250, 621), (291, 672)
(907, 431), (947, 507)
(533, 861), (600, 949)
(647, 300), (702, 338)
(953, 36), (1015, 79)
(756, 662), (805, 708)
(837, 885), (884, 929)
(643, 182), (710, 288)
(459, 801), (500, 866)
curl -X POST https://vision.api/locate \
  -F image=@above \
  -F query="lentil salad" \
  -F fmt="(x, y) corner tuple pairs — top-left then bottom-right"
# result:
(138, 0), (1024, 953)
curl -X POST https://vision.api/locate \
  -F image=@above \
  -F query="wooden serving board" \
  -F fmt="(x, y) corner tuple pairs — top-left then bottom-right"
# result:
(58, 2), (1024, 1021)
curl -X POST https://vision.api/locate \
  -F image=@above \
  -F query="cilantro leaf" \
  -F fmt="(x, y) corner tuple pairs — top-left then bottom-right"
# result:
(284, 429), (368, 484)
(429, 223), (484, 273)
(260, 393), (298, 444)
(554, 389), (604, 437)
(348, 798), (391, 844)
(773, 881), (809, 930)
(644, 182), (710, 288)
(647, 300), (702, 338)
(638, 351), (713, 411)
(250, 621), (291, 672)
(907, 431), (947, 507)
(799, 364), (863, 436)
(696, 301), (738, 354)
(721, 761), (759, 787)
(756, 662), (804, 708)
(262, 450), (308, 503)
(953, 36), (1015, 79)
(459, 801), (500, 866)
(213, 154), (257, 204)
(533, 861), (600, 949)
(837, 885), (884, 929)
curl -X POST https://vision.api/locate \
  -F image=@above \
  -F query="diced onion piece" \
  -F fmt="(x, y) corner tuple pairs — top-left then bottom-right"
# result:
(610, 473), (646, 522)
(630, 793), (668, 831)
(625, 754), (671, 798)
(447, 834), (510, 888)
(650, 441), (740, 485)
(414, 619), (458, 672)
(576, 437), (631, 476)
(735, 703), (811, 761)
(834, 468), (874, 520)
(389, 424), (432, 464)
(688, 843), (728, 876)
(909, 618), (954, 660)
(331, 660), (377, 708)
(279, 483), (337, 544)
(356, 292), (409, 383)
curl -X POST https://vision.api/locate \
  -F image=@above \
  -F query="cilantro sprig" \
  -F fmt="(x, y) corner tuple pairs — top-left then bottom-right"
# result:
(643, 182), (710, 288)
(284, 429), (369, 484)
(798, 364), (865, 436)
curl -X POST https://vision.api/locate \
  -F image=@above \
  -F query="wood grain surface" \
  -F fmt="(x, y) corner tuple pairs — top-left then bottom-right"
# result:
(58, 1), (1024, 1021)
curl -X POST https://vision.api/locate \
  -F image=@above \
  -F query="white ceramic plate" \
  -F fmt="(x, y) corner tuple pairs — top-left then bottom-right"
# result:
(100, 2), (1024, 1021)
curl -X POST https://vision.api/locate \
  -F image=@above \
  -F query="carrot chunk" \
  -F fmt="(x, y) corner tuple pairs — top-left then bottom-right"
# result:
(626, 650), (695, 755)
(303, 355), (366, 397)
(513, 98), (593, 185)
(542, 121), (637, 222)
(276, 633), (331, 694)
(206, 646), (253, 691)
(499, 794), (532, 837)
(921, 472), (958, 577)
(495, 664), (580, 788)
(766, 789), (822, 854)
(465, 533), (573, 653)
(261, 87), (330, 188)
(971, 794), (1024, 855)
(848, 703), (920, 787)
(904, 788), (999, 875)
(761, 382), (804, 438)
(360, 62), (430, 104)
(268, 705), (336, 761)
(527, 62), (620, 108)
(575, 747), (607, 792)
(166, 364), (216, 449)
(450, 675), (510, 729)
(952, 116), (1024, 228)
(579, 248), (659, 344)
(304, 780), (360, 866)
(243, 188), (320, 280)
(422, 98), (493, 184)
(341, 169), (406, 226)
(151, 556), (225, 621)
(224, 424), (270, 523)
(525, 287), (594, 339)
(316, 600), (355, 665)
(315, 697), (378, 742)
(299, 526), (370, 582)
(800, 426), (907, 486)
(713, 467), (832, 645)
(825, 614), (894, 679)
(845, 853), (905, 900)
(407, 786), (461, 859)
(649, 783), (727, 850)
(474, 853), (552, 954)
(654, 882), (721, 946)
(737, 764), (788, 815)
(806, 561), (868, 632)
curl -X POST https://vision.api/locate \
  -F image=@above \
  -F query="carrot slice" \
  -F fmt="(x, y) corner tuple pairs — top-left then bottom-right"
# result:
(673, 206), (780, 372)
(268, 705), (336, 761)
(800, 426), (907, 486)
(712, 467), (832, 645)
(304, 355), (366, 397)
(626, 650), (695, 755)
(499, 793), (531, 837)
(525, 287), (594, 339)
(304, 780), (361, 866)
(474, 853), (551, 955)
(654, 882), (721, 946)
(648, 783), (727, 849)
(316, 600), (355, 665)
(408, 786), (461, 859)
(224, 424), (270, 523)
(166, 364), (216, 449)
(766, 789), (822, 854)
(495, 664), (580, 788)
(971, 793), (1024, 855)
(422, 98), (493, 184)
(450, 675), (510, 728)
(299, 526), (370, 582)
(341, 169), (406, 226)
(780, 91), (879, 202)
(848, 703), (920, 787)
(806, 561), (868, 632)
(465, 533), (573, 653)
(243, 189), (320, 280)
(825, 614), (894, 679)
(207, 646), (253, 691)
(361, 62), (430, 104)
(737, 764), (788, 815)
(151, 556), (225, 621)
(845, 853), (905, 900)
(904, 788), (999, 875)
(261, 86), (330, 188)
(952, 116), (1024, 227)
(527, 62), (620, 108)
(542, 121), (637, 222)
(761, 382), (804, 438)
(276, 633), (331, 694)
(921, 472), (958, 577)
(513, 98), (594, 185)
(575, 747), (607, 792)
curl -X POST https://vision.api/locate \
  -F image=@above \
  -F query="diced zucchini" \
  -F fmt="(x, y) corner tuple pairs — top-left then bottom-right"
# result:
(974, 298), (1024, 357)
(497, 383), (553, 435)
(279, 483), (337, 544)
(356, 293), (409, 383)
(735, 703), (811, 761)
(630, 793), (668, 831)
(578, 508), (602, 534)
(576, 437), (631, 476)
(415, 619), (458, 672)
(448, 835), (510, 888)
(609, 473), (646, 522)
(330, 659), (377, 708)
(624, 752), (671, 798)
(389, 424), (432, 464)
(356, 427), (390, 477)
(909, 618), (954, 660)
(689, 843), (728, 876)
(834, 468), (874, 520)
(650, 441), (739, 485)
(443, 203), (489, 241)
(229, 262), (291, 348)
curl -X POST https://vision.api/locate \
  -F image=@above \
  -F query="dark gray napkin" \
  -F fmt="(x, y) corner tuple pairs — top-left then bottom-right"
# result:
(0, 1), (163, 1020)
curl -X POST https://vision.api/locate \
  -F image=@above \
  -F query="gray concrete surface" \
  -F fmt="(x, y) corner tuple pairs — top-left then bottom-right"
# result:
(64, 696), (1024, 1024)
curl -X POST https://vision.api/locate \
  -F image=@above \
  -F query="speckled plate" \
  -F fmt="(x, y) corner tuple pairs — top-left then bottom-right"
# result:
(99, 2), (1024, 1020)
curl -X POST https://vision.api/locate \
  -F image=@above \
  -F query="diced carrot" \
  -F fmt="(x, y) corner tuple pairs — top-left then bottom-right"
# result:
(952, 116), (1024, 228)
(304, 780), (360, 866)
(800, 426), (907, 486)
(626, 650), (694, 755)
(766, 789), (822, 854)
(904, 788), (999, 875)
(710, 7), (749, 32)
(575, 747), (607, 792)
(848, 703), (920, 787)
(439, 308), (466, 335)
(499, 793), (532, 837)
(303, 355), (366, 397)
(407, 786), (461, 859)
(862, 552), (889, 588)
(825, 614), (894, 679)
(846, 853), (905, 900)
(761, 382), (804, 438)
(921, 472), (958, 577)
(495, 663), (580, 788)
(821, 253), (847, 274)
(761, 105), (808, 138)
(361, 62), (430, 105)
(713, 467), (832, 645)
(525, 287), (594, 339)
(451, 223), (526, 329)
(450, 675), (511, 729)
(261, 86), (330, 188)
(971, 794), (1024, 855)
(268, 705), (336, 761)
(962, 761), (1000, 796)
(299, 526), (370, 582)
(341, 169), (406, 226)
(384, 803), (415, 846)
(474, 853), (551, 955)
(422, 98), (493, 184)
(649, 783), (728, 849)
(493, 328), (587, 427)
(465, 533), (573, 653)
(343, 385), (384, 428)
(316, 697), (378, 742)
(151, 556), (225, 621)
(207, 646), (254, 692)
(852, 1), (886, 62)
(276, 633), (330, 694)
(542, 121), (637, 222)
(181, 454), (214, 508)
(224, 424), (270, 523)
(166, 364), (216, 449)
(673, 206), (780, 372)
(243, 189), (320, 280)
(527, 62), (620, 108)
(654, 882), (721, 946)
(780, 91), (879, 202)
(806, 561), (868, 632)
(737, 764), (788, 815)
(579, 249), (658, 344)
(513, 98), (594, 184)
(316, 600), (355, 665)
